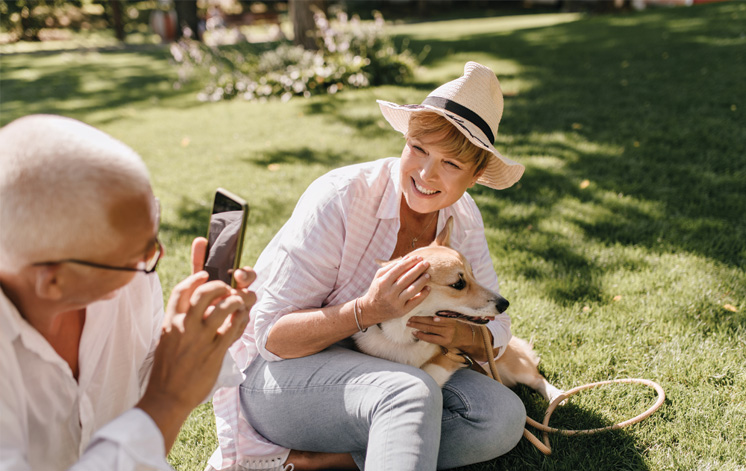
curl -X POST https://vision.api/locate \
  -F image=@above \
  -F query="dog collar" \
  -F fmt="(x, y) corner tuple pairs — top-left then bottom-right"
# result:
(440, 346), (474, 369)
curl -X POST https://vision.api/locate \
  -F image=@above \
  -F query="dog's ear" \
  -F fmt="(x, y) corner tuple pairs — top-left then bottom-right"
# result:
(433, 216), (453, 247)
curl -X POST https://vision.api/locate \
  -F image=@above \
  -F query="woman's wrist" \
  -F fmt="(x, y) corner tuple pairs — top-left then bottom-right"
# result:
(353, 297), (368, 333)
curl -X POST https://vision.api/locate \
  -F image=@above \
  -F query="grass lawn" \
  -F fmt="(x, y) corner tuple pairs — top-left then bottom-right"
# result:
(2, 2), (745, 470)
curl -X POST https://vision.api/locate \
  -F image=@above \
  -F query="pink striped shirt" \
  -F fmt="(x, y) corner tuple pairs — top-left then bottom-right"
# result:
(208, 157), (512, 470)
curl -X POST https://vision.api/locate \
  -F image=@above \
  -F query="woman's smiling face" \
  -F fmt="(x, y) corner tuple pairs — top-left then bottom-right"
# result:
(399, 131), (483, 214)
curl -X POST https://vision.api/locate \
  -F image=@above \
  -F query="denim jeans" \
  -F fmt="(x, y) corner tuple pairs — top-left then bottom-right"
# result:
(239, 344), (526, 470)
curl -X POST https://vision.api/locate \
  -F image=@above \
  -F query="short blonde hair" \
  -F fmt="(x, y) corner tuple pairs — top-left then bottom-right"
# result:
(0, 115), (152, 271)
(406, 112), (491, 176)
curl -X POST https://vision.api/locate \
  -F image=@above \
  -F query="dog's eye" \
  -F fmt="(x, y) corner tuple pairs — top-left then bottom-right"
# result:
(450, 275), (466, 291)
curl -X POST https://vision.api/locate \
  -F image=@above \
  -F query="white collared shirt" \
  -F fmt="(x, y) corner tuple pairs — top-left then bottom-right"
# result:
(0, 273), (171, 471)
(209, 157), (512, 470)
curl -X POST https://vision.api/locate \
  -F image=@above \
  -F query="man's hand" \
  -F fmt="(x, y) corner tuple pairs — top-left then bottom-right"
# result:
(191, 236), (257, 331)
(136, 237), (256, 453)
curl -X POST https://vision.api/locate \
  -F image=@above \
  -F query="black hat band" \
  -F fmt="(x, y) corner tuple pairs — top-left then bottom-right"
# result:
(421, 96), (495, 144)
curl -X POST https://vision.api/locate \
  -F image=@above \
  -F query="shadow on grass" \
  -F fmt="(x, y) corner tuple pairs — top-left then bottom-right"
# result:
(252, 146), (351, 167)
(452, 382), (659, 471)
(159, 196), (211, 240)
(381, 3), (746, 314)
(0, 46), (201, 126)
(158, 187), (299, 240)
(300, 93), (396, 140)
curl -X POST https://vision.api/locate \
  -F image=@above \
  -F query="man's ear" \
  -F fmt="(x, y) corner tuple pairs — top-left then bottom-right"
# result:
(34, 265), (64, 301)
(433, 216), (453, 247)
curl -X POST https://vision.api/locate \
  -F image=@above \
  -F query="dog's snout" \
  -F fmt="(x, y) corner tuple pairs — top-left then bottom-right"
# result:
(494, 296), (510, 314)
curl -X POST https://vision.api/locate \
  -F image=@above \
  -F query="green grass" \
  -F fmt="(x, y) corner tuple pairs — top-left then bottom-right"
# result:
(2, 2), (745, 470)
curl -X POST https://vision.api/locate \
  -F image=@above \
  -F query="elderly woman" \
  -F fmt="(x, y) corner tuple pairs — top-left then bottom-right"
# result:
(208, 62), (527, 471)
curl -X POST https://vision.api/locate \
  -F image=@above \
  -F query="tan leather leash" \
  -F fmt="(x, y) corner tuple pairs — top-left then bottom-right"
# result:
(478, 326), (666, 455)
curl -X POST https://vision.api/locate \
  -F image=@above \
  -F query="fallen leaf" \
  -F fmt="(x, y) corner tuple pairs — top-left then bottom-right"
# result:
(582, 306), (591, 312)
(572, 122), (583, 130)
(613, 295), (622, 302)
(579, 179), (590, 189)
(723, 304), (738, 312)
(267, 163), (281, 172)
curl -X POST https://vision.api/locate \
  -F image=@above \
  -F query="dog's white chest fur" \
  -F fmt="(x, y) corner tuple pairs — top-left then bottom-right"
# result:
(353, 318), (439, 369)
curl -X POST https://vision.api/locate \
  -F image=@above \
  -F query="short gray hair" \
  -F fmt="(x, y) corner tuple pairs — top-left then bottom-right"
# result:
(0, 115), (153, 271)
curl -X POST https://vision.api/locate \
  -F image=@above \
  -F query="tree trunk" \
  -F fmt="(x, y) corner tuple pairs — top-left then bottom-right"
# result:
(174, 0), (200, 40)
(290, 0), (325, 50)
(110, 0), (125, 42)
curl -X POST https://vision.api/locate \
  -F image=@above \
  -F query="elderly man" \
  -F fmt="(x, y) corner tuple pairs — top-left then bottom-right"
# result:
(0, 115), (254, 470)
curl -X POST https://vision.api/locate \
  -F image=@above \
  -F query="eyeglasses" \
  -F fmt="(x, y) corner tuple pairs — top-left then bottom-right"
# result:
(32, 238), (164, 275)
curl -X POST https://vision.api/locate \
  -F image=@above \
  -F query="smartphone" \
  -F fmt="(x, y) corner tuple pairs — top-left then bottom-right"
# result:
(203, 188), (249, 288)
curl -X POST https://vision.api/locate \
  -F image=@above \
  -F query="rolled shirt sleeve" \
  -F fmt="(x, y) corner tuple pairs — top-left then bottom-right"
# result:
(251, 177), (346, 361)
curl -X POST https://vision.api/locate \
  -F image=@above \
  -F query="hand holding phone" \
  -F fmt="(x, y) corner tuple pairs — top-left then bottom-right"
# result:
(203, 188), (249, 287)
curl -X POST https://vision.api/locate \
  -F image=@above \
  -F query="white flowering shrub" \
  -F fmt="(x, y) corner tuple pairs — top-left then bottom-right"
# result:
(170, 10), (417, 102)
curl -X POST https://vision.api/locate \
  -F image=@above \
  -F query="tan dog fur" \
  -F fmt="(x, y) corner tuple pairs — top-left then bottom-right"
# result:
(354, 217), (562, 403)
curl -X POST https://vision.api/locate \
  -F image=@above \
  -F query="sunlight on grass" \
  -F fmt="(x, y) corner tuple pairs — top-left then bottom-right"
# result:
(2, 2), (744, 470)
(389, 12), (583, 40)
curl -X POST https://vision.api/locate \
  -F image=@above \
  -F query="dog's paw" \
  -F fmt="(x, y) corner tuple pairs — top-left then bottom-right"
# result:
(547, 387), (567, 406)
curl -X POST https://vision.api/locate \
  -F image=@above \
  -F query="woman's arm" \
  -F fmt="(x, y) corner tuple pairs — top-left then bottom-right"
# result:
(265, 256), (432, 359)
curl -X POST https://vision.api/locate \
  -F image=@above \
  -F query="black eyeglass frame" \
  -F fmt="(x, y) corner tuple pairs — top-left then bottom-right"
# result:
(32, 237), (164, 275)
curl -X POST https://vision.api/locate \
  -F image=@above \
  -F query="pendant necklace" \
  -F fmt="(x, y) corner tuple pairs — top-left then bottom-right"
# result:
(410, 212), (438, 248)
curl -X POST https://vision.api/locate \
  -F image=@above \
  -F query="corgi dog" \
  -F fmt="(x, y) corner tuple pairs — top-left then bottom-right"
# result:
(354, 217), (563, 403)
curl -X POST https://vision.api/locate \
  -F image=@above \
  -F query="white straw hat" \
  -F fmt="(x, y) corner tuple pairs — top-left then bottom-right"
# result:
(377, 61), (524, 190)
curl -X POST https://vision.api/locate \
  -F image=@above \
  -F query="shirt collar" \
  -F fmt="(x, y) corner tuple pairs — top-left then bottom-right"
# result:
(0, 285), (79, 369)
(0, 286), (22, 343)
(376, 158), (402, 220)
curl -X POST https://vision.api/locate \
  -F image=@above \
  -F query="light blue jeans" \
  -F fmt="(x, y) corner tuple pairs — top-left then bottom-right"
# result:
(239, 343), (526, 470)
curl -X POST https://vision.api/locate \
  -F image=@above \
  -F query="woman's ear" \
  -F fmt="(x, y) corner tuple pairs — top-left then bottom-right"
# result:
(470, 168), (486, 188)
(34, 265), (64, 301)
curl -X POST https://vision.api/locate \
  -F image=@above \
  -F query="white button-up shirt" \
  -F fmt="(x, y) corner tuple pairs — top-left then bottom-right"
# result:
(0, 273), (171, 471)
(209, 158), (512, 470)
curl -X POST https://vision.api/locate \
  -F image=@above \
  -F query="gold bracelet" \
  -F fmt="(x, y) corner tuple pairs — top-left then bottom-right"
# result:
(353, 298), (367, 333)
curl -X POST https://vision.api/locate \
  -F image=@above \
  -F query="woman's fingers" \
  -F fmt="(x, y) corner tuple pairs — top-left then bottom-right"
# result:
(378, 256), (422, 284)
(404, 285), (430, 310)
(397, 265), (430, 300)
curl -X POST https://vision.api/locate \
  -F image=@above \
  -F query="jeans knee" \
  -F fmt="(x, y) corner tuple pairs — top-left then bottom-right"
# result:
(490, 389), (527, 455)
(385, 368), (443, 412)
(406, 369), (443, 410)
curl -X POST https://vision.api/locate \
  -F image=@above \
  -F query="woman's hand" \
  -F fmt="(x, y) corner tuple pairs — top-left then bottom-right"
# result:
(407, 316), (472, 350)
(358, 255), (431, 326)
(408, 316), (493, 362)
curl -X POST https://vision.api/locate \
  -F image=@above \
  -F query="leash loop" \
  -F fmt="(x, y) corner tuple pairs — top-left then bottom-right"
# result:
(478, 326), (665, 455)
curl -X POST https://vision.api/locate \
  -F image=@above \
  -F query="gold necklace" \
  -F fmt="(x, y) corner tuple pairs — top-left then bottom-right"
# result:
(410, 212), (438, 248)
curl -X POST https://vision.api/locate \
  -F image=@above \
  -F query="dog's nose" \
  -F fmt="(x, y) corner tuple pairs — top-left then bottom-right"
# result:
(494, 296), (510, 314)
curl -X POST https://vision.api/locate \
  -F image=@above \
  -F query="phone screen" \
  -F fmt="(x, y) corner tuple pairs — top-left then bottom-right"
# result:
(204, 189), (248, 286)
